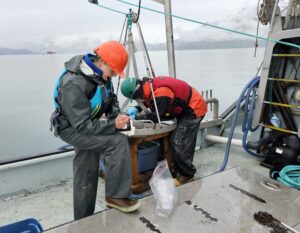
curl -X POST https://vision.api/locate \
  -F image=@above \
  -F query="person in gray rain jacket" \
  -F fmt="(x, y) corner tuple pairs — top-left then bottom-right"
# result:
(50, 41), (140, 220)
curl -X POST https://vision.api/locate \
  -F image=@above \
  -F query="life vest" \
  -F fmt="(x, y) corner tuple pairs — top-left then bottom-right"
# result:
(53, 70), (113, 119)
(148, 76), (192, 115)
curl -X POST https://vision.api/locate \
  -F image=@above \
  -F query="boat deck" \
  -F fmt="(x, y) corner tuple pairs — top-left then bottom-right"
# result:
(0, 143), (271, 231)
(45, 167), (300, 233)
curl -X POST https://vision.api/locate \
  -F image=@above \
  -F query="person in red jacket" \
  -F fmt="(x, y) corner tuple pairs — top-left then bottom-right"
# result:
(121, 76), (207, 186)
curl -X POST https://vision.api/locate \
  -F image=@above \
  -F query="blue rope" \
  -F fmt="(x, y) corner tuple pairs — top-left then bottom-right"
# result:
(272, 165), (300, 189)
(110, 0), (300, 50)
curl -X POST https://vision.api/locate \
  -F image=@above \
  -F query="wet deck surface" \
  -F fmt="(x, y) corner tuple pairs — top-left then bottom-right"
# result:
(0, 144), (289, 231)
(45, 167), (300, 233)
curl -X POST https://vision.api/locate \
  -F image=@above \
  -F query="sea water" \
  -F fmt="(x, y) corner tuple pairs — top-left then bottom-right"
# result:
(0, 48), (265, 161)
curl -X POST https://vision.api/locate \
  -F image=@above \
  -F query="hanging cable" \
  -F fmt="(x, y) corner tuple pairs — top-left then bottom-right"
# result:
(254, 20), (260, 57)
(254, 0), (262, 57)
(135, 0), (142, 22)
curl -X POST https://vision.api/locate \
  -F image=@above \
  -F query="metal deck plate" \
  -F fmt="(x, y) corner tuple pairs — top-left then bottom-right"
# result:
(45, 167), (300, 233)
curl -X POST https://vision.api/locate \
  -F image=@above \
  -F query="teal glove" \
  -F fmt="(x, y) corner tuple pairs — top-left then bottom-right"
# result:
(126, 107), (138, 120)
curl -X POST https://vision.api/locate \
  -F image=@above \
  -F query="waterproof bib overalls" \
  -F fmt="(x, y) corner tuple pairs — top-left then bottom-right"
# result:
(51, 55), (132, 220)
(144, 76), (207, 178)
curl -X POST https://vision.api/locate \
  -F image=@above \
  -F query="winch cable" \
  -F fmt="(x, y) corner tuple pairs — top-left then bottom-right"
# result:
(271, 165), (300, 189)
(254, 0), (262, 57)
(135, 0), (142, 22)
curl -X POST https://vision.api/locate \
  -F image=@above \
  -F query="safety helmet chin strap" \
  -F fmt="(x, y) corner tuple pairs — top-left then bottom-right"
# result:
(83, 54), (103, 77)
(133, 81), (144, 99)
(134, 83), (141, 93)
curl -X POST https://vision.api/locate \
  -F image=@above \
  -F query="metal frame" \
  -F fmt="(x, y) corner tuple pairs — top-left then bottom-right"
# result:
(119, 10), (163, 127)
(252, 0), (300, 137)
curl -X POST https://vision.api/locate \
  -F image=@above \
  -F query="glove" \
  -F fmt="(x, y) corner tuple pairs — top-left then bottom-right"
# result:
(126, 107), (138, 120)
(136, 108), (151, 120)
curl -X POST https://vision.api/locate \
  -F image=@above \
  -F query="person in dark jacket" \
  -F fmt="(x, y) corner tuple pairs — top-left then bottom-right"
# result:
(50, 41), (140, 220)
(121, 76), (207, 186)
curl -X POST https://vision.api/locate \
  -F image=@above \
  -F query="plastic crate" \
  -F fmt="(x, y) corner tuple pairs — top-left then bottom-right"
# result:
(0, 218), (43, 233)
(138, 141), (160, 172)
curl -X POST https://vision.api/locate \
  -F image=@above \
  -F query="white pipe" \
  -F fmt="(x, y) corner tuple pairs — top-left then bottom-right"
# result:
(205, 135), (243, 147)
(0, 151), (74, 172)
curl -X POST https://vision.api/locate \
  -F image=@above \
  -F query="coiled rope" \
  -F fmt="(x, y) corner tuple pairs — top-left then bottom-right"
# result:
(272, 165), (300, 189)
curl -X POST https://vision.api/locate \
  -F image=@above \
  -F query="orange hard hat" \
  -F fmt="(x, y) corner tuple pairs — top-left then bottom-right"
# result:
(94, 41), (128, 77)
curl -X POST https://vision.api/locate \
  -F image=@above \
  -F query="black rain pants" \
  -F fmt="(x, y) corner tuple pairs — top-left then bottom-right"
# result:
(170, 115), (203, 178)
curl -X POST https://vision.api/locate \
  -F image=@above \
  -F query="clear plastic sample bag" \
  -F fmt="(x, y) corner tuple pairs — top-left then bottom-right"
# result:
(149, 160), (178, 217)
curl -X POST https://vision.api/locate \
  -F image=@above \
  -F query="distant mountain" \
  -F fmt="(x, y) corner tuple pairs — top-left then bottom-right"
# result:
(145, 39), (266, 51)
(3, 1), (268, 54)
(170, 2), (268, 49)
(0, 39), (266, 55)
(175, 40), (265, 50)
(0, 47), (36, 55)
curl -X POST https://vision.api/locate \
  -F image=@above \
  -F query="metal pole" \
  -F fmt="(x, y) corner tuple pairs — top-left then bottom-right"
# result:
(134, 15), (161, 126)
(164, 0), (176, 78)
(116, 16), (129, 96)
(269, 0), (280, 33)
(284, 0), (294, 29)
(119, 15), (128, 43)
(149, 79), (162, 128)
(151, 0), (176, 78)
(136, 21), (156, 78)
(128, 31), (140, 78)
(120, 29), (140, 112)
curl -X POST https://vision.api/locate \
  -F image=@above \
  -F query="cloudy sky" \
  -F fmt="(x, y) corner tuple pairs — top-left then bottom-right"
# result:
(0, 0), (272, 52)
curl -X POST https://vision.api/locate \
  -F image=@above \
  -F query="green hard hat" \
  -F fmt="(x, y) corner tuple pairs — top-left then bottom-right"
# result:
(121, 77), (138, 99)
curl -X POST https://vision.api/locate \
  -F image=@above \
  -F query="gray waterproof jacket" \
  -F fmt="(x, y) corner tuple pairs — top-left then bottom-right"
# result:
(55, 55), (120, 136)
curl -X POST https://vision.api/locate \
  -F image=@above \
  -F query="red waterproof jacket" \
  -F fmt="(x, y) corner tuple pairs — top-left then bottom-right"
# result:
(142, 76), (207, 121)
